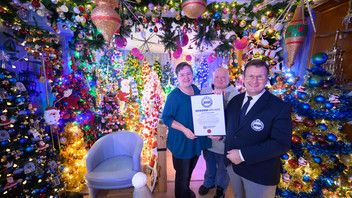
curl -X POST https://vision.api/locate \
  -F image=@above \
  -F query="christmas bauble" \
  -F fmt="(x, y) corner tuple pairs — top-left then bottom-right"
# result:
(326, 133), (337, 142)
(288, 158), (299, 169)
(302, 103), (310, 110)
(303, 175), (311, 182)
(281, 153), (289, 160)
(308, 76), (322, 87)
(181, 0), (207, 19)
(320, 164), (328, 172)
(314, 95), (325, 103)
(292, 135), (301, 143)
(324, 101), (333, 109)
(317, 123), (328, 131)
(293, 181), (302, 189)
(311, 52), (328, 66)
(91, 0), (121, 42)
(303, 118), (316, 127)
(313, 156), (322, 164)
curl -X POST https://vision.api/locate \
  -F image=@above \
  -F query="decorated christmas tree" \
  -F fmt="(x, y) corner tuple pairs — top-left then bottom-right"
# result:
(277, 53), (352, 197)
(194, 56), (209, 89)
(59, 122), (87, 192)
(124, 53), (143, 98)
(120, 99), (143, 134)
(153, 58), (162, 82)
(141, 70), (164, 167)
(141, 59), (151, 84)
(160, 61), (175, 95)
(0, 69), (64, 197)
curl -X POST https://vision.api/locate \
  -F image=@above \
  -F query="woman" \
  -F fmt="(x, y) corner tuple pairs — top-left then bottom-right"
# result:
(162, 62), (211, 198)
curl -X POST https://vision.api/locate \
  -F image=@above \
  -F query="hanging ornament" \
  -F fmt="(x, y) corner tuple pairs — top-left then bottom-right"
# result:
(239, 20), (246, 28)
(282, 173), (291, 183)
(163, 4), (169, 12)
(44, 107), (60, 125)
(91, 0), (121, 42)
(175, 13), (181, 20)
(181, 0), (207, 19)
(153, 26), (158, 33)
(285, 0), (308, 68)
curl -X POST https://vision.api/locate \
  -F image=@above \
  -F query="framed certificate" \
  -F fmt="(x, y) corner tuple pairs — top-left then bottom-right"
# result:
(191, 94), (226, 136)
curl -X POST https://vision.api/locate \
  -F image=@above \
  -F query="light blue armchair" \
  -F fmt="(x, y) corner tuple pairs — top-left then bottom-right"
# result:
(84, 131), (144, 198)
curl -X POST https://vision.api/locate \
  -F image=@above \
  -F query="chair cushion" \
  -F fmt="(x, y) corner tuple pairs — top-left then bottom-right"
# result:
(85, 156), (137, 189)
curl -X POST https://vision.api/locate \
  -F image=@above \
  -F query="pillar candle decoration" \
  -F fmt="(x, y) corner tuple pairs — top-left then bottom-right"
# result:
(91, 0), (121, 42)
(181, 0), (207, 19)
(284, 0), (308, 68)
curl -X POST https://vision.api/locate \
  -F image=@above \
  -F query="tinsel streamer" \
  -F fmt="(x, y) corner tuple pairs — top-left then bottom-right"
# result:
(306, 141), (352, 156)
(285, 95), (352, 120)
(308, 66), (332, 77)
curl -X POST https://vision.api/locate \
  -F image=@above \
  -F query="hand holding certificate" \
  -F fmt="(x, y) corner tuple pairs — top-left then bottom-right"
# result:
(191, 94), (226, 136)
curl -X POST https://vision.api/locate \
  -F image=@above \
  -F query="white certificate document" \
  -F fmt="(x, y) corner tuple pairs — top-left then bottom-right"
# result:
(191, 94), (226, 136)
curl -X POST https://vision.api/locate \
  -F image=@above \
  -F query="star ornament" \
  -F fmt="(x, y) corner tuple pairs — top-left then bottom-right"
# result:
(133, 32), (161, 54)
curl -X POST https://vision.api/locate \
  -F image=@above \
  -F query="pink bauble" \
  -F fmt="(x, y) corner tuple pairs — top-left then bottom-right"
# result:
(115, 37), (127, 48)
(131, 48), (140, 56)
(185, 55), (192, 62)
(175, 46), (183, 55)
(173, 52), (181, 59)
(234, 37), (248, 50)
(138, 53), (144, 60)
(177, 34), (189, 47)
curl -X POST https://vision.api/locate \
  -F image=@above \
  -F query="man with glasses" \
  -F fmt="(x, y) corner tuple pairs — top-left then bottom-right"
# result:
(224, 59), (292, 198)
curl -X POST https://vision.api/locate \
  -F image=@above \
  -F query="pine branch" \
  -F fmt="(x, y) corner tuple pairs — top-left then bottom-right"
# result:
(157, 30), (177, 52)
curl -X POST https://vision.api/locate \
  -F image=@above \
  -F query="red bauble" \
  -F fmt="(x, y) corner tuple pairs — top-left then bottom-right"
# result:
(320, 164), (328, 172)
(268, 11), (275, 18)
(292, 135), (301, 143)
(303, 118), (316, 127)
(32, 0), (40, 8)
(288, 158), (299, 169)
(293, 181), (302, 189)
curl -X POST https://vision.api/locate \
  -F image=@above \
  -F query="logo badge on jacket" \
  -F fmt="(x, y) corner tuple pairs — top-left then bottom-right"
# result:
(251, 119), (264, 131)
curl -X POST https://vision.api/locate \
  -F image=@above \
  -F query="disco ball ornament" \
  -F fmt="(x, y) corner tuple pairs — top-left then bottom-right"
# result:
(311, 52), (328, 66)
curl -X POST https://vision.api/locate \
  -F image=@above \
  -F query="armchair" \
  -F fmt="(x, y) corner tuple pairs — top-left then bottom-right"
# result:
(84, 131), (143, 198)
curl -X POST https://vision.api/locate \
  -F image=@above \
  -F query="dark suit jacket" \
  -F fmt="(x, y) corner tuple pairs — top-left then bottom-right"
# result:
(225, 90), (292, 186)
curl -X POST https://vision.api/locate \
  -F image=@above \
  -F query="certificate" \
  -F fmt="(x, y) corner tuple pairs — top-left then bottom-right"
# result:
(191, 94), (226, 136)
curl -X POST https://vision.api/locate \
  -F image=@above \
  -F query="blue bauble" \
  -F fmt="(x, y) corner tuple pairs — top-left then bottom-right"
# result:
(213, 12), (221, 20)
(281, 153), (289, 160)
(9, 77), (17, 83)
(298, 92), (307, 99)
(16, 97), (24, 103)
(302, 131), (312, 139)
(1, 140), (9, 146)
(32, 189), (40, 195)
(37, 174), (44, 178)
(302, 103), (311, 110)
(14, 168), (24, 174)
(317, 123), (328, 131)
(19, 137), (28, 144)
(308, 76), (322, 87)
(0, 73), (5, 79)
(43, 135), (50, 141)
(25, 146), (34, 152)
(303, 175), (311, 182)
(324, 102), (334, 109)
(313, 156), (322, 164)
(40, 187), (47, 194)
(149, 28), (153, 33)
(326, 133), (337, 142)
(311, 52), (328, 65)
(9, 95), (15, 100)
(314, 95), (325, 103)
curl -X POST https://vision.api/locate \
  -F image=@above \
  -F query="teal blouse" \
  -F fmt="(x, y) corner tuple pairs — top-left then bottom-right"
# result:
(162, 84), (211, 159)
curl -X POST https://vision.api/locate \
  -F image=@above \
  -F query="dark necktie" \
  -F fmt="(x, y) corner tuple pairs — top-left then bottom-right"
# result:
(239, 96), (253, 123)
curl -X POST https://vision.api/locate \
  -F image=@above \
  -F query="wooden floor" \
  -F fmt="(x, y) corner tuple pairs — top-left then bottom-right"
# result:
(83, 150), (235, 198)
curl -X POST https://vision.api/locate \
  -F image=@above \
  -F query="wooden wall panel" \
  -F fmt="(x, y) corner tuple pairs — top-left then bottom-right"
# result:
(309, 0), (352, 82)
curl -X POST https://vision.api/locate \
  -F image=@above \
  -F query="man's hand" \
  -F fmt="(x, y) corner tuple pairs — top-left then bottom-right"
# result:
(183, 128), (197, 140)
(208, 136), (223, 141)
(226, 149), (243, 165)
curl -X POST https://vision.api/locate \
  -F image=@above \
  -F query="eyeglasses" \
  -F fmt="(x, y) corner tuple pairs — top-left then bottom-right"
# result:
(245, 75), (267, 80)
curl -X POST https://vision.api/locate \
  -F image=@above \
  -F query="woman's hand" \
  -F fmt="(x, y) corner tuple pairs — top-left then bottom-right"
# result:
(184, 128), (197, 140)
(213, 89), (226, 95)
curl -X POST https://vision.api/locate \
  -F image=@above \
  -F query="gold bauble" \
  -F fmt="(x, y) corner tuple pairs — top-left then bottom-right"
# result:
(181, 0), (207, 19)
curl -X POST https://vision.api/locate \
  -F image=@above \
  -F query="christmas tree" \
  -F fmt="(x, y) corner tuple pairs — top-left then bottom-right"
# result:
(160, 62), (175, 95)
(141, 70), (164, 167)
(59, 122), (87, 192)
(124, 53), (143, 98)
(141, 59), (151, 84)
(153, 58), (162, 82)
(194, 56), (209, 89)
(277, 53), (352, 197)
(0, 69), (64, 197)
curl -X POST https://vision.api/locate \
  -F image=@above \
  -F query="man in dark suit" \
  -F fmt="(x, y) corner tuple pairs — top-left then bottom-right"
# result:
(225, 59), (292, 198)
